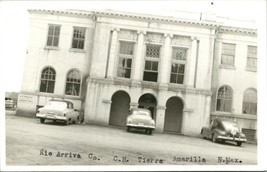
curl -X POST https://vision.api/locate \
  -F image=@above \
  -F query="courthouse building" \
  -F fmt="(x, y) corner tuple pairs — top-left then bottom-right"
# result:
(17, 9), (257, 139)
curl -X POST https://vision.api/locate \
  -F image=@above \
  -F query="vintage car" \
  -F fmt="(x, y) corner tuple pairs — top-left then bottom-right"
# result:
(201, 118), (247, 146)
(36, 99), (81, 125)
(126, 108), (155, 135)
(5, 97), (15, 109)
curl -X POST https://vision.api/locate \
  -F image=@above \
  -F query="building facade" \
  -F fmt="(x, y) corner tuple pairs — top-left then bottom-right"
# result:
(17, 9), (257, 139)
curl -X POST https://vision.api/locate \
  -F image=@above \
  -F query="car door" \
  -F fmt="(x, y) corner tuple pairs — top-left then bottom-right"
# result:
(207, 120), (215, 139)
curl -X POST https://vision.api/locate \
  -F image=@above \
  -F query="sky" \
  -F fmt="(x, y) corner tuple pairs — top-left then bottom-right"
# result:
(0, 0), (266, 92)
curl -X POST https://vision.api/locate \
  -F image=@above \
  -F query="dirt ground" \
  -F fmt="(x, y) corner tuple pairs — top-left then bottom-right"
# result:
(5, 112), (257, 166)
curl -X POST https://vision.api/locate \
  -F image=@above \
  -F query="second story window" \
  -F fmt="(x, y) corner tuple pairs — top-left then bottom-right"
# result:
(221, 43), (235, 66)
(170, 48), (187, 84)
(46, 25), (60, 47)
(143, 44), (161, 82)
(246, 46), (257, 70)
(72, 27), (86, 49)
(117, 41), (134, 78)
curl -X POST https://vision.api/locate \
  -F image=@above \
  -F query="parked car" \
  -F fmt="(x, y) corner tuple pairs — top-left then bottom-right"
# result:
(5, 97), (15, 109)
(36, 99), (82, 125)
(201, 118), (247, 146)
(126, 108), (155, 135)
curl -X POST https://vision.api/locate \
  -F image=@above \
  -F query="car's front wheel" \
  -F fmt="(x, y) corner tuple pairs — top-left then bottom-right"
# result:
(40, 118), (45, 124)
(127, 126), (131, 132)
(147, 129), (152, 135)
(236, 141), (242, 146)
(212, 134), (217, 143)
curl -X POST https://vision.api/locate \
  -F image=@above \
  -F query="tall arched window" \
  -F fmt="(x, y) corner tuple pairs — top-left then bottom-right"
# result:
(216, 86), (233, 112)
(243, 89), (257, 115)
(39, 67), (56, 93)
(65, 69), (81, 96)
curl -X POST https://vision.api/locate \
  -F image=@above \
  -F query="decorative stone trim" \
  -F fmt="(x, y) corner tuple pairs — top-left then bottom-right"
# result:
(145, 33), (164, 44)
(44, 46), (60, 51)
(211, 112), (257, 120)
(29, 9), (257, 35)
(156, 106), (166, 110)
(118, 30), (137, 41)
(137, 30), (147, 35)
(183, 108), (193, 113)
(172, 35), (191, 46)
(102, 99), (112, 104)
(164, 33), (173, 38)
(130, 102), (139, 107)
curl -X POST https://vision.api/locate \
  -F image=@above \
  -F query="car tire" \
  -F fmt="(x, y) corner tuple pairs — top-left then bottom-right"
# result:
(127, 126), (131, 132)
(236, 141), (242, 146)
(64, 120), (69, 125)
(147, 129), (152, 135)
(201, 129), (206, 139)
(212, 134), (217, 143)
(40, 118), (45, 124)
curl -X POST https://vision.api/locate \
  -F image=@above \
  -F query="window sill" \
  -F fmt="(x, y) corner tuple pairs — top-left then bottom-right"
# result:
(44, 46), (60, 51)
(245, 67), (257, 72)
(219, 65), (236, 70)
(69, 48), (86, 53)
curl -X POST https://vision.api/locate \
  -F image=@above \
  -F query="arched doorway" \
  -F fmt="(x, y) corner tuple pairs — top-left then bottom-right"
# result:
(109, 91), (130, 127)
(164, 96), (184, 133)
(138, 93), (157, 119)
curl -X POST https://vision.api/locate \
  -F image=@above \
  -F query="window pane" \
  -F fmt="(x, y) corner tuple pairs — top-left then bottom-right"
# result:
(53, 37), (59, 47)
(151, 62), (158, 71)
(171, 63), (178, 73)
(173, 48), (187, 61)
(40, 80), (47, 92)
(178, 64), (185, 74)
(146, 44), (160, 58)
(170, 73), (177, 83)
(247, 57), (257, 68)
(47, 81), (55, 93)
(221, 55), (234, 66)
(126, 59), (132, 68)
(78, 40), (84, 49)
(145, 61), (151, 70)
(47, 36), (53, 46)
(72, 39), (78, 49)
(125, 69), (131, 78)
(177, 74), (184, 84)
(143, 71), (158, 82)
(222, 43), (235, 55)
(216, 99), (231, 112)
(120, 42), (134, 55)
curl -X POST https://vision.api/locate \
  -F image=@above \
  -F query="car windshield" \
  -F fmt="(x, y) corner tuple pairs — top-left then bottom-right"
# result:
(222, 121), (240, 132)
(46, 101), (67, 108)
(133, 110), (151, 117)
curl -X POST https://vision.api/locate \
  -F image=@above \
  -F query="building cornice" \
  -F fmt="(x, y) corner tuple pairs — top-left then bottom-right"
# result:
(28, 9), (257, 36)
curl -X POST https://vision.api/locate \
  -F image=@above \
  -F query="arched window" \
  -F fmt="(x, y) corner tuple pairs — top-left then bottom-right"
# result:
(65, 69), (81, 96)
(39, 67), (56, 93)
(243, 89), (257, 115)
(216, 86), (233, 112)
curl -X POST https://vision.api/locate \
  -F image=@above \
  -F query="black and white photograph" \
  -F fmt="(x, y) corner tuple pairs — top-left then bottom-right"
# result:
(1, 0), (266, 171)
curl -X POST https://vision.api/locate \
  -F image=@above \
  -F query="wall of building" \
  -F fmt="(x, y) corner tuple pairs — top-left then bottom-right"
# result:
(17, 12), (95, 116)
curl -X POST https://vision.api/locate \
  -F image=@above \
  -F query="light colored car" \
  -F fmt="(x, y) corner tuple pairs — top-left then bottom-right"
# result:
(36, 99), (81, 125)
(126, 108), (155, 135)
(5, 97), (15, 109)
(201, 118), (247, 146)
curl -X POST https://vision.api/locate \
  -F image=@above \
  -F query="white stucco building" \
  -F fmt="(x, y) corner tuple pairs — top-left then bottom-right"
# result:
(17, 9), (257, 139)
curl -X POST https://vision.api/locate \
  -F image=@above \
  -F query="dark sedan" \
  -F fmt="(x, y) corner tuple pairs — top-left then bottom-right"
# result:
(201, 118), (247, 146)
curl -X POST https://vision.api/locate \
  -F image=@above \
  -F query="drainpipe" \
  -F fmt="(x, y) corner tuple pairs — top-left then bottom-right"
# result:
(193, 40), (200, 88)
(105, 30), (113, 78)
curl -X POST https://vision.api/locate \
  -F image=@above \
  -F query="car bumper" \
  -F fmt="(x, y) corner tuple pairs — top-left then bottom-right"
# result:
(127, 123), (155, 129)
(217, 135), (247, 142)
(36, 113), (67, 121)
